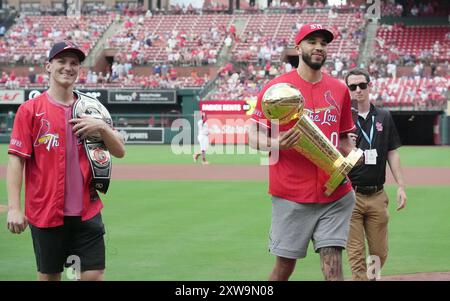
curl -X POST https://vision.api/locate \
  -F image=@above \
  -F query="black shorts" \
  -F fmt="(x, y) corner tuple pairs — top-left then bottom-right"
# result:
(30, 213), (105, 274)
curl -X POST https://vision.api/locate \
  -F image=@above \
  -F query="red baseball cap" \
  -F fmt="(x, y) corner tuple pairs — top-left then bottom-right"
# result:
(48, 41), (86, 62)
(295, 23), (334, 45)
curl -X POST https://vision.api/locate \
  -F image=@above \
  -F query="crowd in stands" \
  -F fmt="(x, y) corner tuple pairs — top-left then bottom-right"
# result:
(0, 5), (448, 109)
(205, 62), (286, 100)
(1, 12), (233, 67)
(369, 76), (448, 109)
(204, 60), (449, 110)
(81, 1), (146, 16)
(375, 23), (450, 64)
(381, 0), (448, 17)
(368, 55), (448, 80)
(368, 22), (450, 105)
(381, 1), (404, 17)
(204, 56), (364, 101)
(232, 12), (365, 70)
(0, 63), (207, 89)
(0, 15), (112, 64)
(324, 51), (359, 78)
(107, 14), (232, 66)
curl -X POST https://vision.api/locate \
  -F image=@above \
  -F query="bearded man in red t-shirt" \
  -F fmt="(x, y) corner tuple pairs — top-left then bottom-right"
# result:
(249, 24), (357, 281)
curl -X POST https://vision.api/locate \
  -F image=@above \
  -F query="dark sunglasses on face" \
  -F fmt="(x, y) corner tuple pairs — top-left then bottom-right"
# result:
(348, 82), (368, 91)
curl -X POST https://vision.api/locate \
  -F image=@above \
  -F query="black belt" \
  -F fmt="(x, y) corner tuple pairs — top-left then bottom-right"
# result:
(353, 185), (384, 196)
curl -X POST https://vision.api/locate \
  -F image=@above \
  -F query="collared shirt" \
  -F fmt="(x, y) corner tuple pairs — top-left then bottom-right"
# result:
(348, 103), (402, 186)
(251, 70), (356, 204)
(8, 91), (103, 228)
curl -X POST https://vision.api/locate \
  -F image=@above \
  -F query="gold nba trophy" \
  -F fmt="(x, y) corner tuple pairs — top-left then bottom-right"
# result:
(262, 83), (363, 196)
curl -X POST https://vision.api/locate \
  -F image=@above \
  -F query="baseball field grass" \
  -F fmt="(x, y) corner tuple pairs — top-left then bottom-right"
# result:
(0, 145), (449, 280)
(0, 181), (449, 280)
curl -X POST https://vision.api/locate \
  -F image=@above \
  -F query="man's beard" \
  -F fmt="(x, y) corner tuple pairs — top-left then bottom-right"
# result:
(302, 52), (326, 70)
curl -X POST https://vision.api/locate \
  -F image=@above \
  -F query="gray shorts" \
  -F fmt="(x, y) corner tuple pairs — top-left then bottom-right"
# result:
(269, 190), (356, 259)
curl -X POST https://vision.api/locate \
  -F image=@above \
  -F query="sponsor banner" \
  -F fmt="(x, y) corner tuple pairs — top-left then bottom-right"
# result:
(200, 100), (256, 115)
(25, 89), (108, 103)
(109, 90), (176, 104)
(206, 114), (252, 144)
(0, 90), (25, 104)
(116, 127), (164, 144)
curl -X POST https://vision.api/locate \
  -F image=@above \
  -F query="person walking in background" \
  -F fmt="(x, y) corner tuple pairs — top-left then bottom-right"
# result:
(193, 111), (210, 165)
(345, 68), (407, 281)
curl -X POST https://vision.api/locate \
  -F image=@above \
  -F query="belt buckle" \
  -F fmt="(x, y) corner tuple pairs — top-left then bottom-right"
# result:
(355, 186), (376, 195)
(367, 186), (380, 195)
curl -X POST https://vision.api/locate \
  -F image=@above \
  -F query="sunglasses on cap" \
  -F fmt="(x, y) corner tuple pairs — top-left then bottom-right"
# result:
(348, 82), (368, 91)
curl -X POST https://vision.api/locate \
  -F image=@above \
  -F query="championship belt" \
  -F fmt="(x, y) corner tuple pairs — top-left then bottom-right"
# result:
(73, 91), (112, 194)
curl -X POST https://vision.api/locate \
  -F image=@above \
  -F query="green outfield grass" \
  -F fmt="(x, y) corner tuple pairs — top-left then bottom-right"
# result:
(0, 144), (449, 167)
(1, 180), (449, 280)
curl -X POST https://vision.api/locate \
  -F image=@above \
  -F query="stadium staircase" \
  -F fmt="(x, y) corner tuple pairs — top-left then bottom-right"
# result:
(84, 18), (122, 68)
(216, 16), (247, 65)
(201, 17), (248, 100)
(358, 20), (378, 68)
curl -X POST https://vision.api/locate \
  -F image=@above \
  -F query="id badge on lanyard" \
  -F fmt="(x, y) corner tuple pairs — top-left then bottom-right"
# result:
(357, 116), (377, 165)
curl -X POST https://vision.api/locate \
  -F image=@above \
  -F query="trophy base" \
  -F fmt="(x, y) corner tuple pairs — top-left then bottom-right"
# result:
(324, 148), (364, 196)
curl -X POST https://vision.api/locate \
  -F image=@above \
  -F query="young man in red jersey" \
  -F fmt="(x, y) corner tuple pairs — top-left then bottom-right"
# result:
(249, 24), (357, 281)
(6, 41), (125, 281)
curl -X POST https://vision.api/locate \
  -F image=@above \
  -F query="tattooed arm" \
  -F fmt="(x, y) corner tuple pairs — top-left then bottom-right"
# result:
(319, 247), (344, 281)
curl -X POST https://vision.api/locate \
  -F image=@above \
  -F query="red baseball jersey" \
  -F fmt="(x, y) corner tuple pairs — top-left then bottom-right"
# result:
(8, 91), (103, 228)
(252, 70), (356, 204)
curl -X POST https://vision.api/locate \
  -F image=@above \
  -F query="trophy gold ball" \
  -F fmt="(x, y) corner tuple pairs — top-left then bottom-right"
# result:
(261, 83), (305, 125)
(260, 83), (363, 196)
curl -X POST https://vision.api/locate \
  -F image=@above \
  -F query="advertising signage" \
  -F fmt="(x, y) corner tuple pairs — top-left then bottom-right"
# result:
(0, 90), (25, 104)
(24, 89), (108, 104)
(108, 90), (176, 104)
(116, 127), (164, 144)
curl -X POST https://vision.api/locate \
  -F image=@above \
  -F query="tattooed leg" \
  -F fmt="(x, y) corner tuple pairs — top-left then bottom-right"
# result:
(319, 247), (344, 281)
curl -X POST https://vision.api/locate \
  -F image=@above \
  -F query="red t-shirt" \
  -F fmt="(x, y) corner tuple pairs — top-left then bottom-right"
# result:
(251, 70), (355, 204)
(8, 92), (103, 228)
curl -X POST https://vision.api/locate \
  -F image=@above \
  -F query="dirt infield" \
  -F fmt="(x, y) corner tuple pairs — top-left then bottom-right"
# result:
(343, 272), (450, 281)
(379, 272), (450, 281)
(107, 165), (450, 185)
(1, 165), (450, 184)
(105, 165), (450, 185)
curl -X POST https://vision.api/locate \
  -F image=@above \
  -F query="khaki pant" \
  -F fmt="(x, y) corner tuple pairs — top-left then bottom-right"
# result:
(347, 189), (390, 280)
